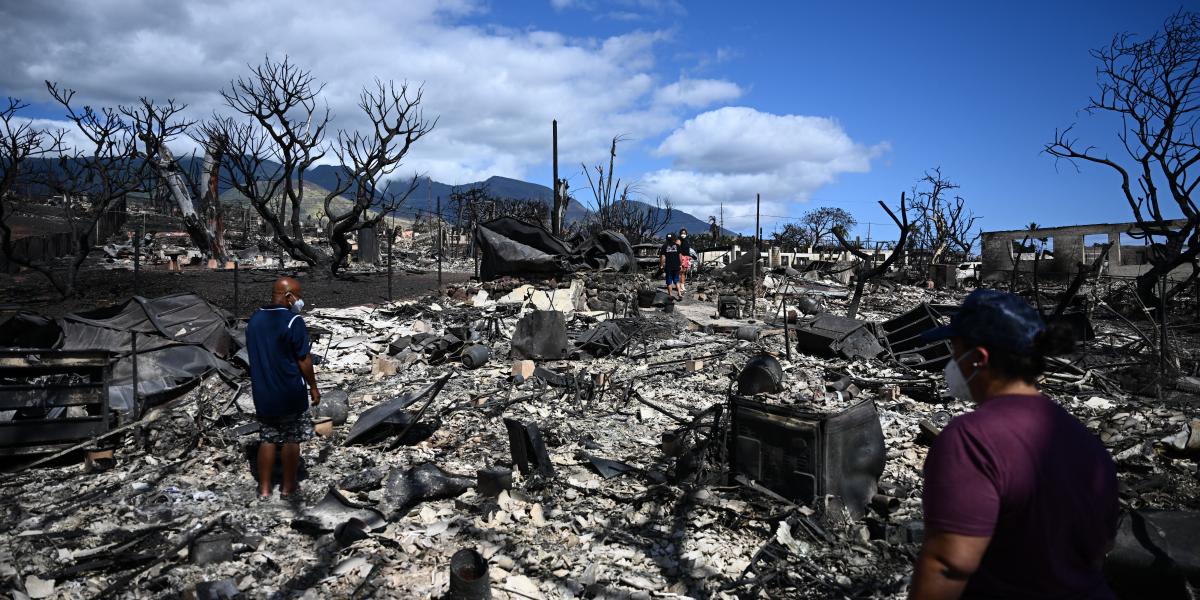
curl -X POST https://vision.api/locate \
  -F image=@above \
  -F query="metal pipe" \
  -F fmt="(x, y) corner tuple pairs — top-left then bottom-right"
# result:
(233, 259), (239, 317)
(130, 331), (140, 417)
(448, 548), (491, 599)
(133, 232), (140, 298)
(870, 493), (900, 515)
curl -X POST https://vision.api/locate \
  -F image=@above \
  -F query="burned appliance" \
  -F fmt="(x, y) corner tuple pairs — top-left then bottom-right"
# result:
(737, 353), (784, 396)
(718, 295), (741, 319)
(791, 313), (884, 360)
(509, 310), (569, 360)
(0, 350), (116, 454)
(878, 303), (953, 371)
(728, 396), (886, 518)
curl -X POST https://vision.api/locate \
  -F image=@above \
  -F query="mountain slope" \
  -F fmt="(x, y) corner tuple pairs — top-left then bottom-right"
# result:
(19, 156), (724, 235)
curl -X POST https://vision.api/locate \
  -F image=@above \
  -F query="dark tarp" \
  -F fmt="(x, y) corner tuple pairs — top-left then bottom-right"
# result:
(576, 321), (629, 357)
(475, 217), (636, 281)
(0, 293), (239, 413)
(476, 218), (573, 280)
(571, 230), (637, 274)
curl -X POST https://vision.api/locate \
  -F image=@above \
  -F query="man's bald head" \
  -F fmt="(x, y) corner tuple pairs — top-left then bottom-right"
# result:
(272, 277), (302, 305)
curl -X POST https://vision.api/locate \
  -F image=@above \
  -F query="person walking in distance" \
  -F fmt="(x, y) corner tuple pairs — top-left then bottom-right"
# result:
(246, 277), (320, 499)
(677, 228), (694, 294)
(659, 232), (682, 300)
(909, 289), (1118, 600)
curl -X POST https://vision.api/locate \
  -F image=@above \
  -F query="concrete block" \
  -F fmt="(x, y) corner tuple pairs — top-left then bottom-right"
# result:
(207, 258), (219, 269)
(372, 355), (398, 378)
(313, 417), (334, 437)
(512, 360), (535, 379)
(685, 359), (704, 372)
(85, 449), (114, 472)
(224, 261), (236, 270)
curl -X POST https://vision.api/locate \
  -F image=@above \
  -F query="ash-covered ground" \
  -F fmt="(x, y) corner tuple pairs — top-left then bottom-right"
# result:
(1, 268), (1198, 599)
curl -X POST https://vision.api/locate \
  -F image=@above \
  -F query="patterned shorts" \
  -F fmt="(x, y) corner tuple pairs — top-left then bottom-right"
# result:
(258, 412), (315, 444)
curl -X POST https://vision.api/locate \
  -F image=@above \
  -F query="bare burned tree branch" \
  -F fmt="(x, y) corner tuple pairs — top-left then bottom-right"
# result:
(17, 84), (185, 297)
(1045, 11), (1200, 306)
(329, 79), (434, 274)
(218, 56), (334, 269)
(834, 192), (911, 320)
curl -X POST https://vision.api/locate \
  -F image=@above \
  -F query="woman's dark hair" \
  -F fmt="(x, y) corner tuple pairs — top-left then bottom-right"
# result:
(987, 320), (1076, 383)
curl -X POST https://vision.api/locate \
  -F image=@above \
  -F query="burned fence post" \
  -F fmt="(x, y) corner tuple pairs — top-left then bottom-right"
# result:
(233, 259), (239, 317)
(437, 195), (443, 294)
(131, 331), (140, 417)
(833, 192), (911, 320)
(133, 231), (140, 298)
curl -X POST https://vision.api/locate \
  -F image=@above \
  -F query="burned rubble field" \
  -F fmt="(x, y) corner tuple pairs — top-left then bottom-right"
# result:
(0, 265), (471, 320)
(2, 271), (1200, 600)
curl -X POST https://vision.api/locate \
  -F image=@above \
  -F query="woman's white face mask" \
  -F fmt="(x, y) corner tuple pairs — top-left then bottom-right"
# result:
(944, 351), (978, 402)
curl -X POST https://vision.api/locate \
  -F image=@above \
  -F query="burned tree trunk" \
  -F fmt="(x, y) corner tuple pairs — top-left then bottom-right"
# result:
(834, 193), (910, 320)
(142, 138), (218, 261)
(201, 138), (228, 262)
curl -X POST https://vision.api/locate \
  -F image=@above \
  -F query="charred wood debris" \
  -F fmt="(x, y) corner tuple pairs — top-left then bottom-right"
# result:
(1, 253), (1199, 600)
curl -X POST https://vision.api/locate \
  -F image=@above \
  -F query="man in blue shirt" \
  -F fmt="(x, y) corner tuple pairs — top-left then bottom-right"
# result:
(246, 277), (320, 499)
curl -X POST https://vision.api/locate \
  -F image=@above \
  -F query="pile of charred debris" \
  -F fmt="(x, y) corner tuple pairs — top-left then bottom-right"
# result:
(1, 255), (1199, 599)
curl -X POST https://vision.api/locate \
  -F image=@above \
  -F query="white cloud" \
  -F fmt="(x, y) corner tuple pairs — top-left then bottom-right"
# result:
(0, 0), (685, 183)
(653, 78), (742, 108)
(643, 106), (888, 229)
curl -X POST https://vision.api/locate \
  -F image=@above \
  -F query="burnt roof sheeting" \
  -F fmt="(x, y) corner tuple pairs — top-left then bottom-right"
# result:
(475, 217), (636, 281)
(476, 218), (572, 280)
(0, 293), (239, 414)
(65, 293), (234, 357)
(344, 377), (449, 446)
(108, 344), (235, 413)
(571, 230), (637, 274)
(0, 313), (62, 348)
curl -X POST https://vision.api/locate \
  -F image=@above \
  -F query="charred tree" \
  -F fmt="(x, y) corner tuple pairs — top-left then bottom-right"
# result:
(833, 192), (911, 320)
(1046, 12), (1200, 308)
(581, 136), (672, 244)
(216, 57), (340, 270)
(329, 79), (433, 275)
(2, 85), (186, 298)
(910, 168), (979, 268)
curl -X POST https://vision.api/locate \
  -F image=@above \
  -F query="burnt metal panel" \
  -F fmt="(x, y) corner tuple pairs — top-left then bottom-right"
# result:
(503, 418), (555, 478)
(0, 350), (114, 453)
(510, 311), (568, 360)
(728, 396), (885, 518)
(879, 303), (953, 371)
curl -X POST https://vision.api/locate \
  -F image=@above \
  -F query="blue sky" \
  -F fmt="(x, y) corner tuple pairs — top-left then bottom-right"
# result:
(1, 0), (1189, 240)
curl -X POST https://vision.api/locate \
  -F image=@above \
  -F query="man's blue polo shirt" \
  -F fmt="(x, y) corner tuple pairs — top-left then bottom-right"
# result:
(246, 305), (312, 419)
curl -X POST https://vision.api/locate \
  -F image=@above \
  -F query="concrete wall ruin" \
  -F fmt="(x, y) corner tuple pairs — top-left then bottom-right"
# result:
(980, 219), (1192, 281)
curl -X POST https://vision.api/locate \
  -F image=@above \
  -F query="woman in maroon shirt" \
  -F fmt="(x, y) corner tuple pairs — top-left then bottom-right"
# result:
(910, 289), (1118, 600)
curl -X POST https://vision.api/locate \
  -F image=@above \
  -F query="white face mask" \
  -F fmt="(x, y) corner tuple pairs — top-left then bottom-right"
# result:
(943, 351), (978, 402)
(290, 297), (305, 314)
(681, 233), (687, 238)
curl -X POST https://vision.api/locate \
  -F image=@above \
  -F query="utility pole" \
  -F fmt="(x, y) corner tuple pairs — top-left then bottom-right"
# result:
(437, 195), (443, 294)
(753, 193), (761, 318)
(387, 216), (394, 301)
(552, 120), (560, 236)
